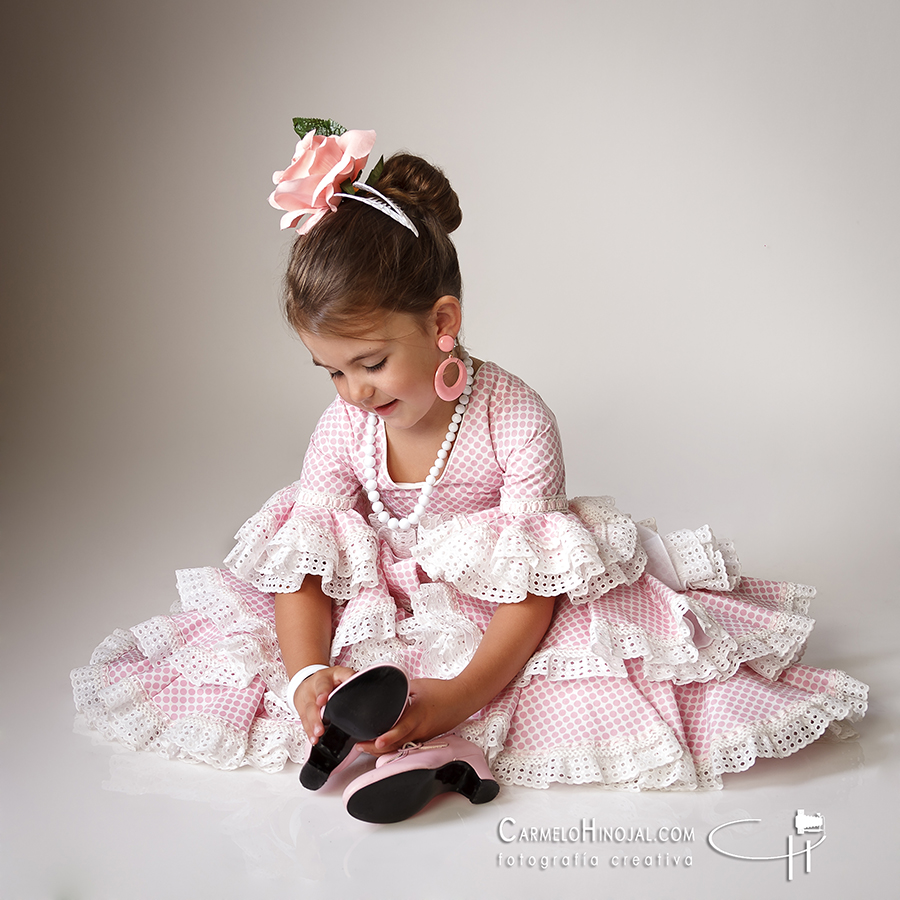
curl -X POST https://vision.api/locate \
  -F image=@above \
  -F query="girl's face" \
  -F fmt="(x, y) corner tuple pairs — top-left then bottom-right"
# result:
(300, 303), (460, 435)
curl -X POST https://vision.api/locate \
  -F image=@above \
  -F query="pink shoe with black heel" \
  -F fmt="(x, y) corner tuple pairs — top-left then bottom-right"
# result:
(301, 742), (366, 787)
(342, 733), (500, 823)
(299, 664), (409, 791)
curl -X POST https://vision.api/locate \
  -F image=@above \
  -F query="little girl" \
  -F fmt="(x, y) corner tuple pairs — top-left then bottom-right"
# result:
(72, 120), (868, 824)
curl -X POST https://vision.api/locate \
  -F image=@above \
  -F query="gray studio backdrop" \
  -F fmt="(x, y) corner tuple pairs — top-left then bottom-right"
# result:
(2, 1), (898, 896)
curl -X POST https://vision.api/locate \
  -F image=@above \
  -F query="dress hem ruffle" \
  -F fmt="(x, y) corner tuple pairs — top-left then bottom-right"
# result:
(71, 663), (308, 773)
(472, 668), (868, 790)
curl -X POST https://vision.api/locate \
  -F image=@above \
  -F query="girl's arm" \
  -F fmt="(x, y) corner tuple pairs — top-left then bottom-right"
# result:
(365, 593), (556, 752)
(274, 576), (354, 744)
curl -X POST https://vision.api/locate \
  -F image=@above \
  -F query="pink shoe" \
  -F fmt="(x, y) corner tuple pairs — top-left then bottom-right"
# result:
(342, 734), (500, 823)
(300, 664), (409, 791)
(303, 741), (366, 785)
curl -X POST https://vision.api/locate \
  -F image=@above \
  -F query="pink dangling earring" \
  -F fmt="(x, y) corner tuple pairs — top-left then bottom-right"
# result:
(434, 334), (467, 401)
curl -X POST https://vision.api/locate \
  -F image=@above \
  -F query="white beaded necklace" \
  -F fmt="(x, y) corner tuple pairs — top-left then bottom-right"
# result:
(362, 355), (474, 531)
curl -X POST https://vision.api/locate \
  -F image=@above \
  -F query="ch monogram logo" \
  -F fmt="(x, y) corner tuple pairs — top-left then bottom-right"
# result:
(707, 810), (826, 881)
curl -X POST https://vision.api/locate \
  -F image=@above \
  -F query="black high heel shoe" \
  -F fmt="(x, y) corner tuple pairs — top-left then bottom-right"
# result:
(299, 664), (409, 790)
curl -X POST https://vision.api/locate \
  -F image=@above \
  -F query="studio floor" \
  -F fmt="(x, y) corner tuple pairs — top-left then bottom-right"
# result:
(3, 551), (896, 900)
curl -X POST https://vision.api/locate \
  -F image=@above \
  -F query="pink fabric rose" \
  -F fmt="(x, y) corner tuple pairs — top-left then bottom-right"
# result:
(268, 129), (377, 234)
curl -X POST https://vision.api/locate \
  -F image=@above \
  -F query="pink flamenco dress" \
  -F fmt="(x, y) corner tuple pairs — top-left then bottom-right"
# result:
(71, 362), (867, 789)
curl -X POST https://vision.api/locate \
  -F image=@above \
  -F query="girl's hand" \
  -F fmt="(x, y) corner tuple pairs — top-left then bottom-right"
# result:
(357, 595), (555, 754)
(358, 677), (474, 753)
(292, 665), (356, 744)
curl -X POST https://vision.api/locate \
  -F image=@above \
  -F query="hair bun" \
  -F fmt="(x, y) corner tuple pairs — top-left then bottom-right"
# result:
(376, 153), (462, 234)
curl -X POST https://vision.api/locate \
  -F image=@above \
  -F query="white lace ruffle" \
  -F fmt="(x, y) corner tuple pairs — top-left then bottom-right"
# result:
(457, 694), (699, 790)
(341, 636), (412, 671)
(225, 505), (379, 601)
(490, 729), (696, 791)
(480, 580), (814, 689)
(173, 568), (283, 686)
(83, 572), (282, 694)
(694, 670), (868, 787)
(71, 663), (307, 772)
(70, 567), (310, 772)
(466, 669), (868, 790)
(638, 518), (741, 592)
(174, 568), (275, 636)
(662, 524), (741, 591)
(519, 645), (629, 680)
(330, 596), (400, 659)
(169, 637), (269, 690)
(396, 584), (484, 679)
(567, 496), (649, 598)
(413, 496), (647, 605)
(589, 585), (815, 685)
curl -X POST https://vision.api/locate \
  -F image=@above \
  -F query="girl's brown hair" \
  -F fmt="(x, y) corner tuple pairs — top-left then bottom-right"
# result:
(283, 153), (462, 336)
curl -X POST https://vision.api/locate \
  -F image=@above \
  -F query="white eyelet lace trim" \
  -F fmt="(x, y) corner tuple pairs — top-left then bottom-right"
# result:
(395, 584), (484, 679)
(71, 569), (310, 771)
(584, 592), (817, 685)
(518, 646), (630, 681)
(693, 673), (868, 787)
(662, 524), (742, 591)
(174, 568), (295, 700)
(414, 502), (648, 605)
(500, 495), (570, 515)
(341, 636), (411, 671)
(292, 489), (358, 510)
(330, 597), (401, 658)
(491, 730), (693, 790)
(225, 509), (379, 600)
(174, 568), (277, 641)
(457, 670), (868, 790)
(71, 668), (307, 772)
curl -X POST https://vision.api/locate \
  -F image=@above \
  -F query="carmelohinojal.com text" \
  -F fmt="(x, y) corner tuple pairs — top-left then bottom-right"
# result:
(496, 818), (695, 870)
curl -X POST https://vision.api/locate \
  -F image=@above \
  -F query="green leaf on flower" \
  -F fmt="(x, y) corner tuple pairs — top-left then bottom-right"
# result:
(339, 178), (357, 195)
(292, 117), (347, 138)
(365, 156), (384, 186)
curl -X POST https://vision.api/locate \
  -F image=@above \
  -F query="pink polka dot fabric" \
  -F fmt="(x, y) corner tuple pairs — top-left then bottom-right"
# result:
(72, 363), (868, 787)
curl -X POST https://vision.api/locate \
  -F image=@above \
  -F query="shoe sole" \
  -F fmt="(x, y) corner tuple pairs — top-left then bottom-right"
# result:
(300, 666), (408, 791)
(345, 760), (500, 823)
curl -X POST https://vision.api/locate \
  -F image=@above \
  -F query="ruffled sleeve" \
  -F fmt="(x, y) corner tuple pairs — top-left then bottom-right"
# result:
(411, 367), (647, 602)
(224, 399), (379, 600)
(413, 498), (647, 604)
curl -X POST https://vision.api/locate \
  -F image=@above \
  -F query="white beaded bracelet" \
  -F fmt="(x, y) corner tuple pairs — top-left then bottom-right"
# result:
(287, 664), (329, 717)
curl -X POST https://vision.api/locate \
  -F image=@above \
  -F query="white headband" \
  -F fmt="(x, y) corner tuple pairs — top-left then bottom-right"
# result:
(334, 182), (419, 237)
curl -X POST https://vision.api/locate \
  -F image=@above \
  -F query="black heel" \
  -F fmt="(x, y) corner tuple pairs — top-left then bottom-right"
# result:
(299, 664), (409, 791)
(299, 723), (353, 790)
(447, 761), (500, 804)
